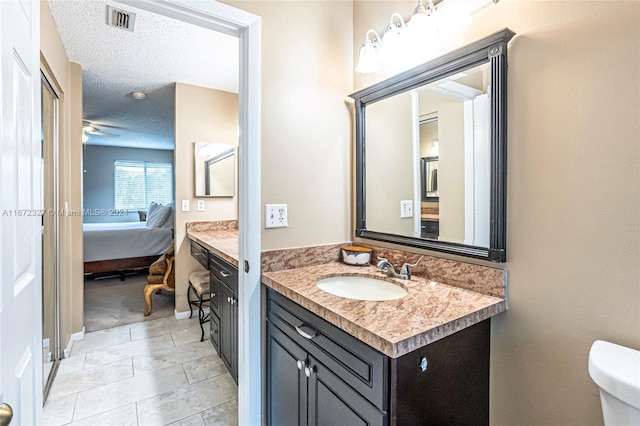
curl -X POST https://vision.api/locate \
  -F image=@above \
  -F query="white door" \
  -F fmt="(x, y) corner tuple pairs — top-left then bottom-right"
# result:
(0, 0), (43, 424)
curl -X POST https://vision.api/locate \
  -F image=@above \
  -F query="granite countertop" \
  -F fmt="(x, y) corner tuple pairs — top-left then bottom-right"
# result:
(262, 262), (505, 358)
(187, 228), (239, 267)
(186, 222), (505, 359)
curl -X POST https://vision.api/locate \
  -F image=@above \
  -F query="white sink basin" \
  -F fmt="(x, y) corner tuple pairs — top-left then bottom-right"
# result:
(316, 276), (408, 301)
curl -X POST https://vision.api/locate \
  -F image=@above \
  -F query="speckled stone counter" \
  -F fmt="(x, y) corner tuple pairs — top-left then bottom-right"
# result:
(262, 262), (505, 358)
(186, 222), (506, 358)
(186, 221), (239, 267)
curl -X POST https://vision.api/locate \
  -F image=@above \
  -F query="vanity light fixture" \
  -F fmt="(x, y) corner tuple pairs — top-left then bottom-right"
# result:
(355, 0), (495, 74)
(355, 29), (382, 74)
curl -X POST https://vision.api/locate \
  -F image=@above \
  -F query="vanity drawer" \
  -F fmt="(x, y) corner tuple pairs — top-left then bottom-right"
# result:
(190, 241), (209, 269)
(266, 289), (388, 411)
(209, 252), (238, 292)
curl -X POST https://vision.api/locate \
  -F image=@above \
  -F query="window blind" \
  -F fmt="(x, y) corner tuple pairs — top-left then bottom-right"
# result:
(114, 160), (173, 210)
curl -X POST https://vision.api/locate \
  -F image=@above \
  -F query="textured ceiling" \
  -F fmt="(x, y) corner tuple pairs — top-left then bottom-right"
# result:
(49, 0), (239, 150)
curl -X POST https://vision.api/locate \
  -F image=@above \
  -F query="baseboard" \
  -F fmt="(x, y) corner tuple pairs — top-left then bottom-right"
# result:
(63, 327), (86, 358)
(174, 309), (192, 320)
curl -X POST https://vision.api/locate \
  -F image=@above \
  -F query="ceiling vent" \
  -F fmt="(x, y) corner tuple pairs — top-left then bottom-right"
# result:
(105, 5), (136, 32)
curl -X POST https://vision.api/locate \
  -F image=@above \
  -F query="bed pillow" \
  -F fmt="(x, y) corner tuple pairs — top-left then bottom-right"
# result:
(147, 202), (160, 219)
(146, 204), (171, 228)
(161, 205), (174, 228)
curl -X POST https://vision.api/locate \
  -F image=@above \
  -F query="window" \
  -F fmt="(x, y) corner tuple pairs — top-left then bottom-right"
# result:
(114, 160), (173, 210)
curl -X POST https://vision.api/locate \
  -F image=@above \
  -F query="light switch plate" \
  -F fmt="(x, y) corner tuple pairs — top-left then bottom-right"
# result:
(197, 200), (205, 212)
(265, 204), (288, 228)
(400, 200), (413, 218)
(181, 200), (190, 212)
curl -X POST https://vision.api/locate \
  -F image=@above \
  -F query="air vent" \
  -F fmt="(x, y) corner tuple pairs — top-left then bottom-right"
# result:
(105, 5), (136, 32)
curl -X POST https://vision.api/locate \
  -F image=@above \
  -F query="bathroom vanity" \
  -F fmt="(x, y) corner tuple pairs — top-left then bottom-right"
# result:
(266, 288), (490, 425)
(262, 259), (505, 426)
(188, 222), (240, 384)
(187, 222), (507, 425)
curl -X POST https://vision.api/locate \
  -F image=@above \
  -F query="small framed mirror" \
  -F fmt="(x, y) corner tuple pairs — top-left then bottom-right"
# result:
(350, 29), (514, 262)
(194, 141), (236, 197)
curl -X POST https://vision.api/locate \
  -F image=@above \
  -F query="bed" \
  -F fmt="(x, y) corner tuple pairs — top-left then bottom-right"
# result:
(83, 221), (174, 274)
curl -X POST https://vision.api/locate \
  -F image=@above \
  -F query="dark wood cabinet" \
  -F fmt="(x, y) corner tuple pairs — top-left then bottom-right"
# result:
(266, 288), (490, 426)
(220, 281), (238, 381)
(267, 322), (384, 426)
(190, 241), (239, 384)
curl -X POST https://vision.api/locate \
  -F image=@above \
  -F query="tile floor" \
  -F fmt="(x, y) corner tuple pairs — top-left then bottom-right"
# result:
(43, 316), (238, 426)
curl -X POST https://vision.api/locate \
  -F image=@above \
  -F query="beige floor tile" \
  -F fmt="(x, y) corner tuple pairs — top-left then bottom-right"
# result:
(83, 333), (175, 369)
(202, 399), (238, 426)
(70, 326), (132, 356)
(56, 352), (87, 375)
(67, 403), (138, 426)
(48, 358), (133, 399)
(133, 340), (216, 375)
(181, 355), (227, 384)
(171, 325), (206, 346)
(136, 373), (237, 426)
(167, 413), (206, 426)
(42, 393), (77, 426)
(130, 316), (200, 341)
(73, 363), (189, 421)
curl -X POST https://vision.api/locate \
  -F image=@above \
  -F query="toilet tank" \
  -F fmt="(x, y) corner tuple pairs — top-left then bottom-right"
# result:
(589, 340), (640, 426)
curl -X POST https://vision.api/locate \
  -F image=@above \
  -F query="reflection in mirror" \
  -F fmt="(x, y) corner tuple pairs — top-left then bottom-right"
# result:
(365, 62), (490, 246)
(194, 142), (235, 197)
(351, 29), (514, 262)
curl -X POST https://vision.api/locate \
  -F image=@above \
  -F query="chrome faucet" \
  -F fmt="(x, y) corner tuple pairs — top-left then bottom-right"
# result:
(376, 256), (423, 280)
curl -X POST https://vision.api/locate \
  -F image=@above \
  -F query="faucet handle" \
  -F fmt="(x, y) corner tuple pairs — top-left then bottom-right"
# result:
(376, 256), (390, 268)
(400, 256), (424, 276)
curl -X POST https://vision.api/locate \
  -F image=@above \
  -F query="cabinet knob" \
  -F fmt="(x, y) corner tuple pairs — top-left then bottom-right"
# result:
(211, 292), (216, 298)
(227, 296), (231, 303)
(296, 360), (305, 370)
(420, 357), (428, 372)
(304, 366), (315, 378)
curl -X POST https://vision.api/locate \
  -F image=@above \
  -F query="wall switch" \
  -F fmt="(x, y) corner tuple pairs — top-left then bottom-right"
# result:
(181, 200), (190, 212)
(400, 200), (413, 218)
(265, 204), (288, 228)
(197, 200), (205, 212)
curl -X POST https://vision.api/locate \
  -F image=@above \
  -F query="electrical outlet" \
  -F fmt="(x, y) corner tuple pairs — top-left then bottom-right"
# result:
(265, 204), (288, 228)
(400, 200), (413, 218)
(197, 200), (205, 212)
(181, 200), (190, 212)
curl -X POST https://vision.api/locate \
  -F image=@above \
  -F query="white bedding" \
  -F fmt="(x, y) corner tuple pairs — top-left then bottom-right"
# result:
(83, 222), (173, 262)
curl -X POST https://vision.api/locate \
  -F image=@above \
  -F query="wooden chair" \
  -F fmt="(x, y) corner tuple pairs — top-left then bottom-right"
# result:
(143, 243), (175, 316)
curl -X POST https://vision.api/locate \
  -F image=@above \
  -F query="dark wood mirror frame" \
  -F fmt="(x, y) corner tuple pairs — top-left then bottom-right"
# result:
(349, 28), (515, 262)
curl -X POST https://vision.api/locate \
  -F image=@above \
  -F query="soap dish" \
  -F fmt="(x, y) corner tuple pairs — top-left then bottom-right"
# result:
(341, 246), (372, 266)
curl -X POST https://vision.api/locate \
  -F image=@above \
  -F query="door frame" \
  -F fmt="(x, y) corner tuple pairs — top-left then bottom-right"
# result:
(115, 1), (261, 423)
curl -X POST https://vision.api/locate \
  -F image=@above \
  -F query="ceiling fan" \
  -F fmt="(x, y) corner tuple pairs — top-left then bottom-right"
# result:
(82, 120), (120, 137)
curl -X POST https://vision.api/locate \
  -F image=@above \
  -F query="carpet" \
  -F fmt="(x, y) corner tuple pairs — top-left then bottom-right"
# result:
(84, 271), (174, 332)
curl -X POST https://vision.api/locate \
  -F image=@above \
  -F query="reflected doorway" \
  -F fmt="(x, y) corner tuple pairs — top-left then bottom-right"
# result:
(41, 73), (61, 402)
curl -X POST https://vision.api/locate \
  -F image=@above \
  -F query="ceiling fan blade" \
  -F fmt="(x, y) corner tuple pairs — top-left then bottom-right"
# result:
(87, 129), (119, 137)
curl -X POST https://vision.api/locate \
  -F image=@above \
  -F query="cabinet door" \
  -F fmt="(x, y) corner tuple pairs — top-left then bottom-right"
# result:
(220, 284), (235, 377)
(267, 323), (307, 426)
(307, 356), (386, 426)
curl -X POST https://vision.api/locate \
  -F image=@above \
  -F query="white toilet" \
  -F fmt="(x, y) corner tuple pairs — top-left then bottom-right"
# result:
(589, 340), (640, 425)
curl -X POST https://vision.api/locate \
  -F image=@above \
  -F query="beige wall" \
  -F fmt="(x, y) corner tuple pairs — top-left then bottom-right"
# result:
(354, 1), (640, 424)
(223, 0), (353, 250)
(174, 83), (238, 313)
(40, 1), (84, 347)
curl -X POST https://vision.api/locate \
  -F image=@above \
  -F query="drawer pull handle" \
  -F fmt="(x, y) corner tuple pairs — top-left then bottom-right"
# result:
(220, 271), (231, 277)
(295, 324), (318, 340)
(304, 366), (315, 378)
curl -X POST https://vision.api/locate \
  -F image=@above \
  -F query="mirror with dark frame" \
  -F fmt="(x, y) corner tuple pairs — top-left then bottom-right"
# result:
(350, 28), (514, 262)
(194, 141), (236, 197)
